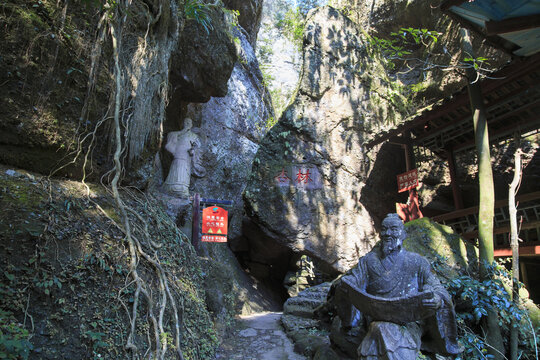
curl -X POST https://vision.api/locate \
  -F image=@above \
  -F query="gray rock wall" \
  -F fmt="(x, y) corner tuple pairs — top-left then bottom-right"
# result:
(222, 0), (264, 47)
(243, 7), (398, 275)
(183, 28), (273, 244)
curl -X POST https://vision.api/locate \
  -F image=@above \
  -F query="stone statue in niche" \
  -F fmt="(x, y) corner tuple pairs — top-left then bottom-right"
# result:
(164, 118), (206, 198)
(331, 213), (462, 359)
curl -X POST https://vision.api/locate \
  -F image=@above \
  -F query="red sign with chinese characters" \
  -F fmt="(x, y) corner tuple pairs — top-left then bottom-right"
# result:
(397, 169), (418, 193)
(202, 206), (228, 242)
(201, 235), (228, 243)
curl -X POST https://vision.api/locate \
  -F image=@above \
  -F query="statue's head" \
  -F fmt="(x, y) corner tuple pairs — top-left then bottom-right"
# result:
(183, 118), (193, 130)
(380, 213), (406, 257)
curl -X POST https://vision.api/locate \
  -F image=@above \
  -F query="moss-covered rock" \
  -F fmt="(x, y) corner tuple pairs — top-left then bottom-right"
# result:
(0, 0), (107, 179)
(404, 217), (478, 279)
(0, 165), (223, 359)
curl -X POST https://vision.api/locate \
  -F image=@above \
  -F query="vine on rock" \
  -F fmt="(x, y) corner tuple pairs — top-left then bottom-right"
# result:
(106, 0), (186, 358)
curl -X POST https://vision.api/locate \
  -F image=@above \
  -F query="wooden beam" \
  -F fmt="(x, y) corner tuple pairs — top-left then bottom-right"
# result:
(494, 246), (540, 257)
(462, 220), (540, 240)
(191, 193), (201, 255)
(433, 191), (540, 222)
(366, 54), (540, 151)
(446, 149), (464, 210)
(452, 114), (540, 153)
(414, 81), (539, 144)
(485, 14), (540, 35)
(440, 0), (468, 11)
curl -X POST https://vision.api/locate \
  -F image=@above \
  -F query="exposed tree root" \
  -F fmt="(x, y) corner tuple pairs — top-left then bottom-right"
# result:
(107, 3), (185, 357)
(44, 0), (187, 357)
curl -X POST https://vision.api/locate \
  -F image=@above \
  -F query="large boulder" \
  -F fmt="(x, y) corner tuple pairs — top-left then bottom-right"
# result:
(170, 6), (237, 103)
(243, 6), (413, 275)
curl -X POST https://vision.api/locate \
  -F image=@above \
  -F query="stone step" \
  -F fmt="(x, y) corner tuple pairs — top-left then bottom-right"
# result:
(283, 282), (332, 317)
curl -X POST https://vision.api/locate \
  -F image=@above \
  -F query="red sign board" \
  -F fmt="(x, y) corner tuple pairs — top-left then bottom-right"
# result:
(202, 206), (228, 242)
(397, 169), (418, 193)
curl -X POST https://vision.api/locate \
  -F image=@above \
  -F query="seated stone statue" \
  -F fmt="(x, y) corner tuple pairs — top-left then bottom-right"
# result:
(331, 213), (462, 359)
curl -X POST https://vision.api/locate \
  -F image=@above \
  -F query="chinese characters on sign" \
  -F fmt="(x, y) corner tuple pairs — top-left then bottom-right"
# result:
(201, 235), (227, 242)
(274, 168), (291, 187)
(295, 168), (312, 184)
(201, 206), (228, 242)
(397, 169), (418, 193)
(274, 165), (322, 190)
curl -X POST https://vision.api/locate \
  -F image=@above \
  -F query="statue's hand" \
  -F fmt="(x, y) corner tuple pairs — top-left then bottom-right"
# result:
(421, 292), (441, 310)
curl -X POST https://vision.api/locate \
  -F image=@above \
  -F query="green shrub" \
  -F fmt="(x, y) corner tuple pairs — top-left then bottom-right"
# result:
(0, 310), (33, 360)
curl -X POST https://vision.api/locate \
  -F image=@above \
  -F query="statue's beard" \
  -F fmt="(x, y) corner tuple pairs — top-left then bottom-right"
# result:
(381, 237), (401, 257)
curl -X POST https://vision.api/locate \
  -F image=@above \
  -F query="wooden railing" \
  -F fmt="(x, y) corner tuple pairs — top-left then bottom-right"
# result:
(432, 191), (540, 249)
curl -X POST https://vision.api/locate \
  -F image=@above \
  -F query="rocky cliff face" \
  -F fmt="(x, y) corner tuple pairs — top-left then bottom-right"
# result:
(222, 0), (264, 47)
(341, 0), (510, 103)
(0, 0), (263, 190)
(169, 8), (237, 104)
(178, 27), (273, 244)
(243, 6), (410, 277)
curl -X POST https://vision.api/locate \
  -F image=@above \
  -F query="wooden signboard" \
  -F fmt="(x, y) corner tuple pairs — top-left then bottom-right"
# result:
(201, 206), (228, 242)
(397, 169), (418, 193)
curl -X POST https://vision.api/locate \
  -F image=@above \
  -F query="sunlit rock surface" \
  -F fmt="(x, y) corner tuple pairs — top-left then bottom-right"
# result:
(183, 27), (273, 244)
(243, 6), (404, 275)
(222, 0), (263, 47)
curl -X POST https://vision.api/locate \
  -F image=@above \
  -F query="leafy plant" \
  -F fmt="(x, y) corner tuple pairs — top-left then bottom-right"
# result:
(435, 260), (538, 360)
(275, 7), (305, 51)
(0, 310), (33, 360)
(367, 27), (440, 62)
(184, 0), (213, 34)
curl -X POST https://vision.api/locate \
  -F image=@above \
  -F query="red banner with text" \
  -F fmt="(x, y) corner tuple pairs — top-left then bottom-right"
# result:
(201, 206), (228, 242)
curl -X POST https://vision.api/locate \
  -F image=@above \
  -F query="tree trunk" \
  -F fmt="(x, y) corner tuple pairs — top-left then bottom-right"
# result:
(509, 147), (522, 360)
(460, 28), (504, 360)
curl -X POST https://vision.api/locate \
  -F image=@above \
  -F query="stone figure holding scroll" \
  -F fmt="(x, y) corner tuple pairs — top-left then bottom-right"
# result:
(164, 118), (206, 198)
(333, 213), (461, 359)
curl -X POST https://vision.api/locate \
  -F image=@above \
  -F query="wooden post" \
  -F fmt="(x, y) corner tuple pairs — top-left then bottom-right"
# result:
(509, 148), (522, 360)
(191, 193), (201, 255)
(402, 132), (416, 172)
(461, 28), (503, 360)
(446, 148), (464, 210)
(520, 262), (529, 291)
(461, 28), (495, 272)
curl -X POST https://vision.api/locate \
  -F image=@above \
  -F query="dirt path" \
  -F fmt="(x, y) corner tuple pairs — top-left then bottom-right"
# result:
(215, 312), (306, 360)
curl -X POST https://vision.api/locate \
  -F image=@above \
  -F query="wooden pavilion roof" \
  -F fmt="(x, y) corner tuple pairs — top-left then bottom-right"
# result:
(441, 0), (540, 57)
(366, 53), (540, 158)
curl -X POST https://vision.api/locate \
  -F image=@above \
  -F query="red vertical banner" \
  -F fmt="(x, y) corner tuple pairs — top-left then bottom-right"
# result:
(201, 206), (228, 242)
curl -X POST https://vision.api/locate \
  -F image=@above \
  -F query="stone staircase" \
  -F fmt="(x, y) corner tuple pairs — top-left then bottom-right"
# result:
(281, 282), (351, 359)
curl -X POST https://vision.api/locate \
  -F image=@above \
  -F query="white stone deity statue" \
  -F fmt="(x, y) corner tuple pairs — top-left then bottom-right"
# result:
(163, 118), (206, 197)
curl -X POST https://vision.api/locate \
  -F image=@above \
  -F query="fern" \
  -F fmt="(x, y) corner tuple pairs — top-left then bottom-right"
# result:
(184, 0), (214, 34)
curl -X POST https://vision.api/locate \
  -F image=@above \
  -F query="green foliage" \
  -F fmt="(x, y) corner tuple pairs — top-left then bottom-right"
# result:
(83, 330), (108, 352)
(257, 40), (274, 65)
(275, 7), (305, 51)
(433, 259), (538, 360)
(0, 310), (33, 360)
(464, 56), (489, 71)
(295, 0), (324, 16)
(184, 0), (214, 34)
(368, 27), (440, 62)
